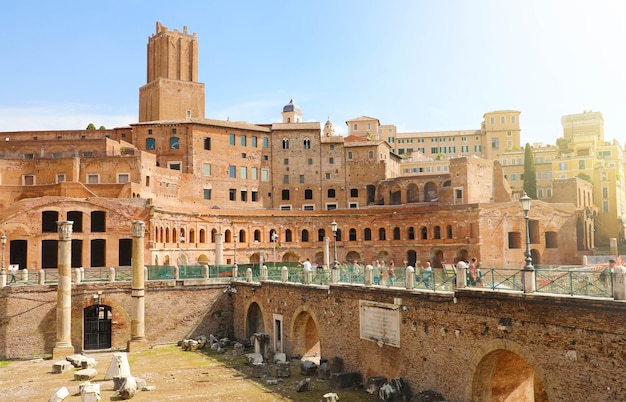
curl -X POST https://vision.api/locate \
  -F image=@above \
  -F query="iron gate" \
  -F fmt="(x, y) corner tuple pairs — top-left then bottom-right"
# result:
(84, 305), (112, 350)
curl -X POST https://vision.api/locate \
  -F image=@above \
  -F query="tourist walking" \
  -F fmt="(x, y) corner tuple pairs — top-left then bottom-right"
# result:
(9, 265), (17, 284)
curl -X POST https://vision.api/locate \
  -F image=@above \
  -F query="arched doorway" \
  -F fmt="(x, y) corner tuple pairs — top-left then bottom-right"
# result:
(246, 302), (265, 338)
(292, 310), (320, 364)
(472, 349), (548, 401)
(346, 251), (361, 264)
(282, 251), (299, 262)
(424, 181), (438, 202)
(531, 249), (541, 265)
(407, 250), (417, 267)
(84, 304), (112, 350)
(430, 249), (444, 268)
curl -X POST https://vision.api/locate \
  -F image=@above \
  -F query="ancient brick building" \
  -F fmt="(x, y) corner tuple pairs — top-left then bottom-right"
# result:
(0, 21), (592, 273)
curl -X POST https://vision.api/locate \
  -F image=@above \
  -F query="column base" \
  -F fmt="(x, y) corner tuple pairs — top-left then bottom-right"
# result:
(52, 345), (75, 361)
(127, 339), (150, 353)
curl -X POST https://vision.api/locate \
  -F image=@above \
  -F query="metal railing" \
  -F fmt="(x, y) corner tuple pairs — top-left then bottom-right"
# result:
(0, 264), (618, 300)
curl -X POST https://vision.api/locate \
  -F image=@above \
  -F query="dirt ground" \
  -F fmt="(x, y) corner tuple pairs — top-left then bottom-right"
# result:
(0, 345), (378, 401)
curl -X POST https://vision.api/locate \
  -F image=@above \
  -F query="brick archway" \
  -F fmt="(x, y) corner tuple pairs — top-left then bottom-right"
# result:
(245, 301), (265, 338)
(290, 306), (320, 363)
(470, 340), (549, 401)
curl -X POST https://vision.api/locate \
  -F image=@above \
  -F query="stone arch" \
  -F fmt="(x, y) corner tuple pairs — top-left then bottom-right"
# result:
(406, 183), (419, 203)
(424, 181), (438, 201)
(430, 248), (444, 268)
(345, 251), (360, 263)
(377, 250), (390, 262)
(291, 306), (321, 363)
(456, 249), (469, 263)
(282, 251), (299, 262)
(197, 254), (209, 265)
(245, 301), (265, 338)
(470, 339), (549, 401)
(314, 251), (325, 266)
(389, 183), (402, 205)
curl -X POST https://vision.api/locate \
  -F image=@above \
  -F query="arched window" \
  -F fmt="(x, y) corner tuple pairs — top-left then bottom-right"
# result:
(434, 226), (441, 239)
(146, 137), (155, 150)
(369, 151), (374, 159)
(408, 227), (415, 240)
(446, 225), (453, 239)
(285, 229), (293, 242)
(393, 227), (401, 240)
(199, 229), (206, 243)
(303, 138), (311, 149)
(349, 228), (357, 241)
(421, 226), (428, 240)
(238, 230), (246, 243)
(336, 229), (342, 241)
(364, 228), (372, 241)
(170, 137), (180, 149)
(254, 229), (261, 242)
(379, 228), (386, 241)
(318, 229), (325, 242)
(282, 138), (289, 149)
(211, 229), (217, 243)
(301, 229), (309, 242)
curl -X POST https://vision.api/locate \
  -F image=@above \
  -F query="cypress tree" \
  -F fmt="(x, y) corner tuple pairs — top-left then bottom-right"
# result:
(523, 143), (537, 198)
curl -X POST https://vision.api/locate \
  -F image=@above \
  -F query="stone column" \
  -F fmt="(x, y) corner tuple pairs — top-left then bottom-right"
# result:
(215, 233), (224, 266)
(405, 266), (415, 289)
(323, 237), (330, 269)
(364, 265), (373, 286)
(128, 220), (149, 352)
(522, 268), (536, 293)
(612, 265), (626, 300)
(53, 221), (74, 360)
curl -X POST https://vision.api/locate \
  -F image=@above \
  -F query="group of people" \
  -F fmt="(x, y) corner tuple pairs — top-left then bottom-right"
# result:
(455, 257), (483, 287)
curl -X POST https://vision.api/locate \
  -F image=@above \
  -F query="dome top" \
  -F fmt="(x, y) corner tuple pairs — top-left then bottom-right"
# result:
(283, 98), (302, 113)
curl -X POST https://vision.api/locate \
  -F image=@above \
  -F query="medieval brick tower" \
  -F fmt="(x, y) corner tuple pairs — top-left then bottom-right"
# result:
(138, 21), (205, 122)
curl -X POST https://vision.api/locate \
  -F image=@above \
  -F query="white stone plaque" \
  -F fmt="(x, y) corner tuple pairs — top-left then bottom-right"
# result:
(359, 300), (401, 347)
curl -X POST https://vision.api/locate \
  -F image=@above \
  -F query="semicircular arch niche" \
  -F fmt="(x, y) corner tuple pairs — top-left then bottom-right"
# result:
(291, 310), (320, 364)
(246, 302), (265, 338)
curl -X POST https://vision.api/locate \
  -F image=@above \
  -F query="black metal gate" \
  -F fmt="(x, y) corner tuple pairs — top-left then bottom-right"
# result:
(84, 305), (112, 350)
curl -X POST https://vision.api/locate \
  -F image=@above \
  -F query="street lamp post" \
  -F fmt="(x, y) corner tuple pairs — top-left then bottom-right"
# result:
(272, 231), (278, 270)
(520, 192), (535, 293)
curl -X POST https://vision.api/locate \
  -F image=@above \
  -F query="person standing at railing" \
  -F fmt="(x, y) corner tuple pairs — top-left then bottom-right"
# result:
(600, 260), (616, 289)
(387, 261), (395, 285)
(468, 258), (479, 286)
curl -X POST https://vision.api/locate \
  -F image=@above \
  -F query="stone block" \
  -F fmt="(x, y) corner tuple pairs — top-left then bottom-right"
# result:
(318, 361), (331, 380)
(251, 362), (271, 378)
(366, 376), (388, 394)
(105, 352), (131, 380)
(272, 352), (287, 363)
(48, 386), (69, 402)
(296, 378), (310, 392)
(275, 361), (291, 378)
(79, 382), (100, 402)
(331, 371), (362, 389)
(300, 360), (318, 376)
(233, 342), (245, 356)
(74, 368), (98, 381)
(116, 376), (137, 400)
(378, 377), (412, 402)
(66, 354), (87, 368)
(81, 357), (97, 369)
(52, 360), (73, 374)
(245, 352), (263, 366)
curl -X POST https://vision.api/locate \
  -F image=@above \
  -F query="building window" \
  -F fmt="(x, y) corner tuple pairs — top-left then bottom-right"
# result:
(117, 173), (130, 184)
(169, 137), (180, 149)
(349, 228), (357, 241)
(203, 163), (211, 176)
(393, 227), (401, 240)
(603, 200), (609, 213)
(308, 158), (313, 165)
(168, 162), (181, 171)
(204, 137), (211, 150)
(282, 139), (289, 149)
(229, 189), (236, 201)
(305, 189), (313, 199)
(240, 135), (247, 146)
(350, 188), (358, 197)
(23, 174), (35, 185)
(318, 229), (326, 242)
(328, 189), (336, 198)
(251, 167), (258, 180)
(364, 228), (372, 241)
(408, 227), (415, 240)
(229, 166), (236, 178)
(229, 134), (235, 145)
(282, 189), (290, 200)
(303, 205), (315, 210)
(241, 190), (247, 201)
(501, 116), (505, 123)
(56, 174), (66, 183)
(148, 129), (153, 135)
(263, 137), (269, 148)
(349, 202), (358, 208)
(325, 173), (331, 179)
(348, 151), (353, 159)
(490, 117), (495, 124)
(304, 138), (311, 149)
(379, 228), (386, 241)
(579, 160), (585, 169)
(326, 203), (337, 210)
(330, 145), (335, 150)
(251, 191), (258, 202)
(369, 151), (374, 159)
(559, 162), (566, 171)
(602, 187), (609, 199)
(283, 175), (289, 184)
(492, 138), (499, 149)
(204, 189), (212, 200)
(251, 136), (257, 148)
(431, 147), (438, 154)
(146, 138), (155, 150)
(87, 174), (99, 184)
(299, 175), (305, 184)
(261, 169), (269, 181)
(474, 145), (481, 152)
(240, 166), (247, 179)
(284, 158), (289, 165)
(329, 157), (334, 164)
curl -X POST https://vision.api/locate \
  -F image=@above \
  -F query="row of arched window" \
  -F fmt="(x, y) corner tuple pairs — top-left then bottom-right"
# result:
(153, 224), (461, 245)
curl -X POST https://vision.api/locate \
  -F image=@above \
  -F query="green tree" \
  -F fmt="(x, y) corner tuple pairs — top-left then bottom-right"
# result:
(523, 143), (537, 199)
(98, 125), (106, 130)
(86, 123), (96, 130)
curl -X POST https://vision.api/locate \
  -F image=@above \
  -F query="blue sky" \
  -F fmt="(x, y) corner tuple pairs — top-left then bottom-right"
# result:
(1, 1), (624, 147)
